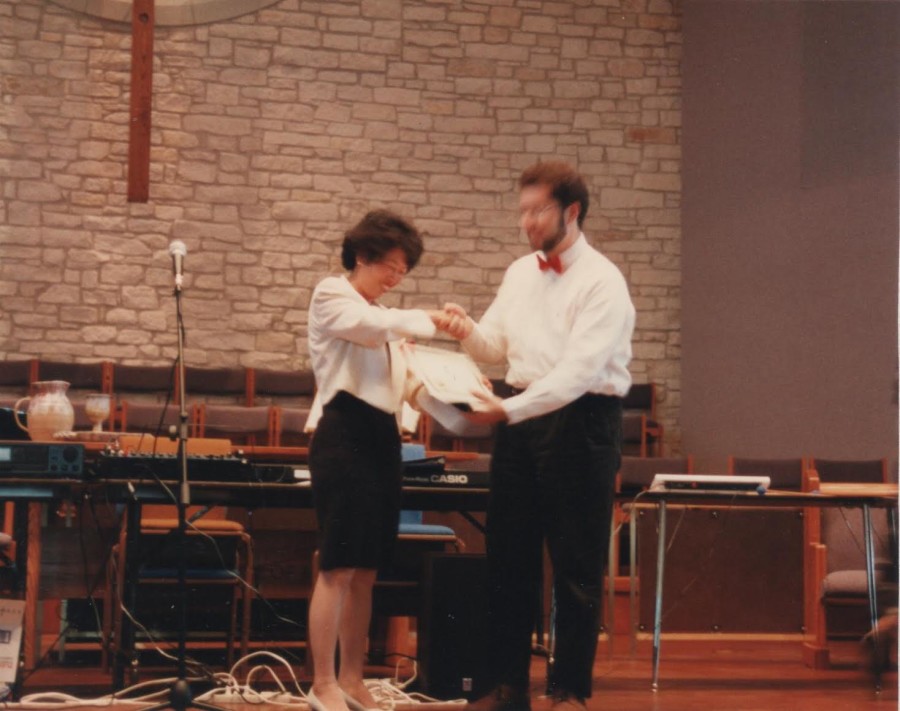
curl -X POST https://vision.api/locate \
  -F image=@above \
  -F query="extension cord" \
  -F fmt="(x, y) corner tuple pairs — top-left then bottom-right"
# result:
(259, 690), (301, 702)
(205, 687), (302, 704)
(202, 689), (249, 704)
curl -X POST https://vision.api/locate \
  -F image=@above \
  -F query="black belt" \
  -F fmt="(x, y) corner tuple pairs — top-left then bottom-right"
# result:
(506, 385), (621, 405)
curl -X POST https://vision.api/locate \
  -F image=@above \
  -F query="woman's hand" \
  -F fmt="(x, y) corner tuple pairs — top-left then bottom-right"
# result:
(427, 310), (452, 331)
(438, 302), (474, 340)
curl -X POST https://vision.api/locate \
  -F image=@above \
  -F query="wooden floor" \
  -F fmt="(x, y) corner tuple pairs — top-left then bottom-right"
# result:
(6, 640), (896, 710)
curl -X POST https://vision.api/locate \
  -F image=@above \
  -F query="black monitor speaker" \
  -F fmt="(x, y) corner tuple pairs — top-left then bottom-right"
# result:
(417, 553), (490, 701)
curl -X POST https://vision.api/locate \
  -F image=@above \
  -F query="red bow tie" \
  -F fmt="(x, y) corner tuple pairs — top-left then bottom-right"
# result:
(537, 254), (563, 274)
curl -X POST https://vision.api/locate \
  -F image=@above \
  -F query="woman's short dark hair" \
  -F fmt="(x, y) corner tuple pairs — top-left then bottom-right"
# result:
(340, 209), (424, 271)
(519, 161), (589, 228)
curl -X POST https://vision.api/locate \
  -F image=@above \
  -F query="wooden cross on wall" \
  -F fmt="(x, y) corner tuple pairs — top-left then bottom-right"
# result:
(128, 0), (154, 202)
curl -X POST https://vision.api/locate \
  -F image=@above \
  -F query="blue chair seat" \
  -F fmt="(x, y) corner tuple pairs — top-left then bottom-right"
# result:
(398, 522), (456, 537)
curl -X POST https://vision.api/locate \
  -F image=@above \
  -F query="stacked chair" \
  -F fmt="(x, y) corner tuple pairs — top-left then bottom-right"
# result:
(802, 458), (894, 668)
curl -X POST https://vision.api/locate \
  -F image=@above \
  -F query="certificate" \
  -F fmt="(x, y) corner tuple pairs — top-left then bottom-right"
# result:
(405, 344), (492, 411)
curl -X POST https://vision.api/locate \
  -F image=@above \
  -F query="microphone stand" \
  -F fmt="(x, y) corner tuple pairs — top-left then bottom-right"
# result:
(143, 267), (224, 711)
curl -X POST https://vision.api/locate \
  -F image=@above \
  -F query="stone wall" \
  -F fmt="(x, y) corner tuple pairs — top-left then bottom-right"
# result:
(0, 0), (683, 450)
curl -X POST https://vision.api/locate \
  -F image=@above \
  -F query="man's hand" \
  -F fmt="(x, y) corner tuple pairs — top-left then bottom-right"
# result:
(439, 302), (474, 340)
(427, 310), (452, 331)
(461, 389), (508, 425)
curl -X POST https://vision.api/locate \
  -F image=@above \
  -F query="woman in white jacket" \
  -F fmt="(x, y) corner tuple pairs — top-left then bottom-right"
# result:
(305, 210), (446, 711)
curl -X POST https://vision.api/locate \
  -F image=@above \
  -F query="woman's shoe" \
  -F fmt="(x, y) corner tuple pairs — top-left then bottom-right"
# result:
(341, 689), (378, 711)
(307, 689), (329, 711)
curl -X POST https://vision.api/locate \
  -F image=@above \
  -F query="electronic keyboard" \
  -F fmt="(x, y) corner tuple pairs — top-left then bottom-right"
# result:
(91, 452), (293, 483)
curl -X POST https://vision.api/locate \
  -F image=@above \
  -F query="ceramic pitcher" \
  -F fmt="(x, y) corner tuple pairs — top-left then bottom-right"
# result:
(14, 380), (75, 441)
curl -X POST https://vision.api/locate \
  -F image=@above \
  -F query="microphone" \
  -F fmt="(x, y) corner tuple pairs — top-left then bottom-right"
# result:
(168, 240), (187, 291)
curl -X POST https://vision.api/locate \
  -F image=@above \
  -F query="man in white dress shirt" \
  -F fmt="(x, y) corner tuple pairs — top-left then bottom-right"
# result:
(442, 161), (636, 711)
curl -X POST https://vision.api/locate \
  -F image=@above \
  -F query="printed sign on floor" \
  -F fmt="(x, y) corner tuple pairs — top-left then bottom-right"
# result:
(0, 600), (25, 683)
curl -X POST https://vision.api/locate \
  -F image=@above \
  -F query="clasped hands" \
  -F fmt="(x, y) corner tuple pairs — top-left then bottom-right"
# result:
(428, 302), (472, 340)
(425, 303), (509, 425)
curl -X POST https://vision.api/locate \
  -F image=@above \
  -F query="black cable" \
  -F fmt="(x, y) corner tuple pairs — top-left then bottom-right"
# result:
(15, 490), (124, 687)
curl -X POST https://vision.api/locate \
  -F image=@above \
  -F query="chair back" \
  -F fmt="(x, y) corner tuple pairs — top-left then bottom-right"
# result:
(0, 360), (37, 389)
(623, 382), (656, 416)
(117, 400), (190, 437)
(820, 508), (887, 577)
(617, 454), (693, 495)
(729, 457), (806, 491)
(37, 360), (111, 393)
(196, 403), (276, 446)
(273, 405), (314, 447)
(425, 416), (494, 453)
(250, 368), (316, 406)
(183, 366), (252, 404)
(811, 458), (887, 484)
(621, 383), (663, 456)
(110, 363), (175, 398)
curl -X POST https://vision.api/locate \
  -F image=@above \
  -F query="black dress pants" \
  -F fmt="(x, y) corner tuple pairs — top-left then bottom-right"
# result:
(485, 393), (621, 699)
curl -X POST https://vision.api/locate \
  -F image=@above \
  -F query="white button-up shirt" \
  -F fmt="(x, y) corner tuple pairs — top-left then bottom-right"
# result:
(307, 275), (437, 418)
(461, 234), (635, 425)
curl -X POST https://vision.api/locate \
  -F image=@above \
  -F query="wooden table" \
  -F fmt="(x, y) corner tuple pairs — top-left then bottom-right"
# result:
(633, 484), (898, 690)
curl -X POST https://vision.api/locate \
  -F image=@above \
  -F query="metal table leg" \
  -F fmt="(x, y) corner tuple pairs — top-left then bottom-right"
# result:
(651, 500), (667, 691)
(607, 520), (616, 657)
(113, 498), (142, 690)
(862, 504), (881, 691)
(629, 505), (637, 656)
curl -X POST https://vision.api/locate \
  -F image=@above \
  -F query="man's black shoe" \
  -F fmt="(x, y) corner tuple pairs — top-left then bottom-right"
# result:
(550, 690), (587, 711)
(465, 685), (531, 711)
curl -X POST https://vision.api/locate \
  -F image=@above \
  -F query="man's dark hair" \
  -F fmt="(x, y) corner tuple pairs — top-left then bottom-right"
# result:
(519, 161), (589, 228)
(340, 209), (424, 271)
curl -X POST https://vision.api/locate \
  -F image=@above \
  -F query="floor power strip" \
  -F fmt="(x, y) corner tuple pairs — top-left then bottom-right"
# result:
(206, 688), (303, 704)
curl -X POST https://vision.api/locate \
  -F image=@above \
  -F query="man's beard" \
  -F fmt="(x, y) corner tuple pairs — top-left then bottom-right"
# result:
(540, 214), (567, 254)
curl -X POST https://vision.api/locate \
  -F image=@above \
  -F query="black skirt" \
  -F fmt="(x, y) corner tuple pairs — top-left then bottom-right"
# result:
(308, 391), (402, 571)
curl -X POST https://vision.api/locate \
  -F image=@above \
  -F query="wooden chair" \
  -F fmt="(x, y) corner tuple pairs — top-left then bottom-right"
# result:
(420, 414), (495, 453)
(111, 363), (249, 404)
(195, 403), (277, 447)
(617, 454), (694, 497)
(728, 456), (807, 491)
(621, 383), (663, 457)
(251, 369), (316, 447)
(35, 360), (112, 393)
(117, 400), (199, 441)
(802, 458), (892, 668)
(108, 363), (175, 401)
(107, 363), (178, 434)
(812, 458), (889, 485)
(182, 365), (252, 405)
(0, 359), (38, 409)
(102, 438), (254, 672)
(112, 364), (251, 436)
(247, 367), (315, 406)
(271, 405), (313, 448)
